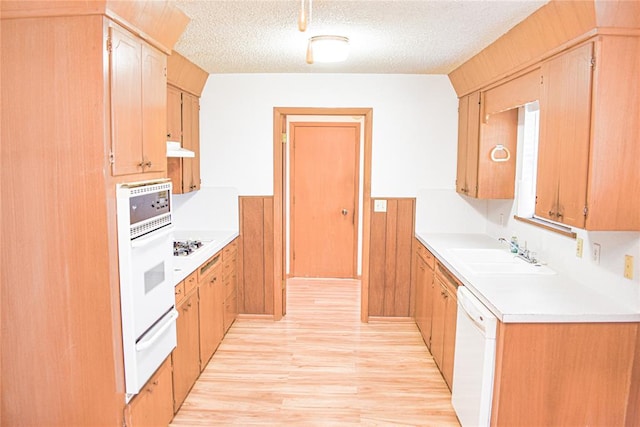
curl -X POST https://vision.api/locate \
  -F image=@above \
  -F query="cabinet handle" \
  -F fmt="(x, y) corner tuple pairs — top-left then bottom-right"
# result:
(145, 161), (152, 168)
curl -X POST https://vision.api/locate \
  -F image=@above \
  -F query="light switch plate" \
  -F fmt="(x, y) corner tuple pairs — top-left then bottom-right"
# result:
(374, 199), (387, 212)
(576, 238), (583, 258)
(624, 255), (634, 279)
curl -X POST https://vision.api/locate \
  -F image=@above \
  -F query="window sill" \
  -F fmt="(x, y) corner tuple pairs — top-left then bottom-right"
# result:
(514, 215), (577, 239)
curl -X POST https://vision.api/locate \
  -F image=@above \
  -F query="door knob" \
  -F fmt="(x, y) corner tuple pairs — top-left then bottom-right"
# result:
(341, 209), (348, 216)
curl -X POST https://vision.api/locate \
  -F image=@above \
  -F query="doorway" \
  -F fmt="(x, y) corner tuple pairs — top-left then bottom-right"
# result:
(289, 122), (360, 278)
(273, 107), (373, 322)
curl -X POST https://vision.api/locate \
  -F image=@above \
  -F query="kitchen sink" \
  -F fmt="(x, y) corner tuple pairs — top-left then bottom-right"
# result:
(448, 248), (556, 275)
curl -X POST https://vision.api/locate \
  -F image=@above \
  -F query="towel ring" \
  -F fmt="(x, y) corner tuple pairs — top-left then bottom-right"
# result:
(490, 144), (511, 162)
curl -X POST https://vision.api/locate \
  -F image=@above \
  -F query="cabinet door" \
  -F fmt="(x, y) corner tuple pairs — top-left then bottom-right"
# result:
(141, 43), (166, 173)
(430, 277), (446, 368)
(166, 85), (182, 141)
(537, 43), (593, 227)
(414, 253), (426, 334)
(125, 357), (173, 427)
(109, 25), (143, 176)
(182, 92), (200, 192)
(199, 263), (223, 369)
(456, 91), (480, 197)
(442, 287), (457, 389)
(172, 291), (200, 413)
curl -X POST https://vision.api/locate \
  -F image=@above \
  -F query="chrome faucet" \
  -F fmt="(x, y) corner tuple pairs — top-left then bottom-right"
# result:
(498, 237), (538, 264)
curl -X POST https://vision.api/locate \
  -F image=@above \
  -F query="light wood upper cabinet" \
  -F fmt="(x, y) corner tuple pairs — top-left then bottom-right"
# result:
(182, 92), (201, 192)
(537, 36), (640, 230)
(167, 88), (201, 194)
(536, 42), (593, 227)
(166, 85), (182, 142)
(109, 24), (167, 176)
(456, 91), (518, 199)
(456, 91), (480, 197)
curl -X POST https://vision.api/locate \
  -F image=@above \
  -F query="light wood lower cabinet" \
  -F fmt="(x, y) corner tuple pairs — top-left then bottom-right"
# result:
(414, 240), (435, 348)
(198, 252), (224, 370)
(491, 322), (639, 426)
(171, 283), (200, 413)
(125, 357), (174, 427)
(223, 239), (238, 332)
(412, 242), (458, 390)
(171, 240), (237, 414)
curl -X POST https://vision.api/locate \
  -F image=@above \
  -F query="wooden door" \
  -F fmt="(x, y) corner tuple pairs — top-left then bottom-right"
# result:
(125, 358), (174, 427)
(537, 43), (593, 226)
(290, 122), (360, 278)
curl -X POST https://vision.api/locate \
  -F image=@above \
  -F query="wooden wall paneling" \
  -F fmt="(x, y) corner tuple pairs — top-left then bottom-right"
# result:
(239, 196), (274, 315)
(368, 198), (415, 318)
(383, 200), (398, 316)
(394, 199), (415, 316)
(263, 198), (275, 315)
(1, 15), (124, 425)
(368, 201), (387, 316)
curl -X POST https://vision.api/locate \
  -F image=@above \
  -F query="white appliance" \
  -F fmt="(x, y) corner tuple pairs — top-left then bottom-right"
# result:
(452, 286), (498, 427)
(116, 180), (177, 401)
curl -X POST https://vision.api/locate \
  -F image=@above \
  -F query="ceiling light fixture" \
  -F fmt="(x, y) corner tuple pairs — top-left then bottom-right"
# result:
(306, 35), (350, 64)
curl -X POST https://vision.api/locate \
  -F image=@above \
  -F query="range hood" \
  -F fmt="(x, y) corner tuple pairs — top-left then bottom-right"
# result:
(166, 141), (195, 158)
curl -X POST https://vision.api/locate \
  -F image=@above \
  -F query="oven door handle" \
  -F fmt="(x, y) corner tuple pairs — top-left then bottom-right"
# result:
(136, 309), (179, 352)
(131, 225), (175, 248)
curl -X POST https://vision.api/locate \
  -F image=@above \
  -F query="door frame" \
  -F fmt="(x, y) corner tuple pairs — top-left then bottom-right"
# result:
(289, 121), (361, 279)
(273, 107), (373, 322)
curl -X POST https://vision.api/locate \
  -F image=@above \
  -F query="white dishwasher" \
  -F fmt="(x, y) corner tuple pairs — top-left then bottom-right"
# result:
(452, 286), (498, 427)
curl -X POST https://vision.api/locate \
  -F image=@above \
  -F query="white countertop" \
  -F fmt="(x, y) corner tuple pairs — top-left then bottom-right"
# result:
(171, 229), (239, 285)
(416, 232), (640, 323)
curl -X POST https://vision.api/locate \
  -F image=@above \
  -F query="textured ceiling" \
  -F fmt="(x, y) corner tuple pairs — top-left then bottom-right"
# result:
(170, 0), (549, 74)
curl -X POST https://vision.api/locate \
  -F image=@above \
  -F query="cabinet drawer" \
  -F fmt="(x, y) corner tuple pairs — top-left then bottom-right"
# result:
(184, 271), (198, 295)
(222, 239), (238, 261)
(223, 291), (237, 333)
(436, 262), (459, 296)
(417, 243), (435, 269)
(198, 253), (221, 282)
(174, 281), (185, 305)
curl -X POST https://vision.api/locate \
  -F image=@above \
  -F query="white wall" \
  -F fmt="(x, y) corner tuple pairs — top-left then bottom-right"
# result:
(197, 72), (639, 308)
(198, 73), (459, 196)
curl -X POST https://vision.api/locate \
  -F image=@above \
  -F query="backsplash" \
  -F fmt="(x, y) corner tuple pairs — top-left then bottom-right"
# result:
(172, 186), (239, 232)
(486, 198), (640, 310)
(415, 188), (640, 310)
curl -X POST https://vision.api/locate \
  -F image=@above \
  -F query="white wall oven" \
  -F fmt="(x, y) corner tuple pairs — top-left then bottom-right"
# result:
(116, 180), (177, 401)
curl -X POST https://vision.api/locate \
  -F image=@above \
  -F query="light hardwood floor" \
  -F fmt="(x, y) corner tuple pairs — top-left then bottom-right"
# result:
(170, 278), (460, 426)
